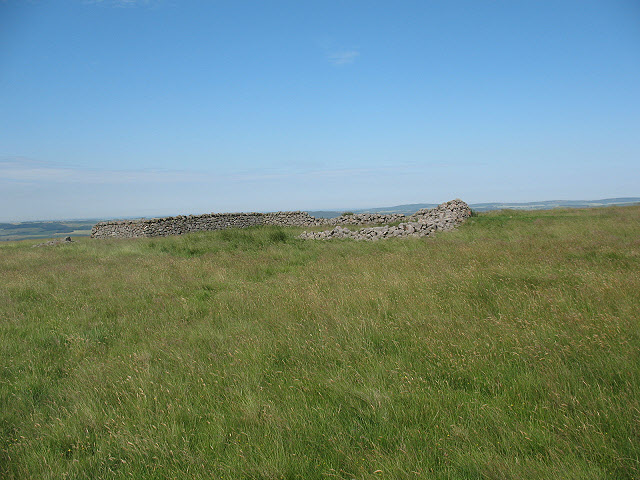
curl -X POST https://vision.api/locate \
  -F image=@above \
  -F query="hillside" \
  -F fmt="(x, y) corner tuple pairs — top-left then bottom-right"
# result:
(1, 206), (639, 479)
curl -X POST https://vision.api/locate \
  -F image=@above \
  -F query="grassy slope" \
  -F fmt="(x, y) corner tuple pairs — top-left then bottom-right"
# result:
(1, 207), (639, 479)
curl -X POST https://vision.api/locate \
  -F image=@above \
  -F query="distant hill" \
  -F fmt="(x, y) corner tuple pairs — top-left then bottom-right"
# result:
(308, 203), (438, 218)
(469, 197), (640, 212)
(3, 197), (639, 240)
(309, 197), (640, 218)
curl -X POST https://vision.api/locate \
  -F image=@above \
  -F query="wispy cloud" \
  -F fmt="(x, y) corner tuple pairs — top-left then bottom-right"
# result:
(0, 157), (421, 187)
(0, 157), (450, 221)
(317, 37), (360, 66)
(226, 163), (421, 182)
(83, 0), (157, 7)
(326, 49), (360, 66)
(0, 157), (202, 185)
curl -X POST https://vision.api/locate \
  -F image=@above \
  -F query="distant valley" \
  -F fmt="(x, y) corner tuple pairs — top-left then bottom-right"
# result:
(0, 220), (96, 242)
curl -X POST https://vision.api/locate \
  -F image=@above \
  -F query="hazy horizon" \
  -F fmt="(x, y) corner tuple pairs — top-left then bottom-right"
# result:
(2, 196), (639, 224)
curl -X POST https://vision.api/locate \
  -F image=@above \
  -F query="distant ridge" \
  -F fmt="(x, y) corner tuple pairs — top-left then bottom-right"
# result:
(469, 197), (640, 212)
(308, 197), (640, 218)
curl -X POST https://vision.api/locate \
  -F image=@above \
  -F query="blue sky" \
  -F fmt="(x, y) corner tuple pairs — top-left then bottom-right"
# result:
(1, 0), (639, 221)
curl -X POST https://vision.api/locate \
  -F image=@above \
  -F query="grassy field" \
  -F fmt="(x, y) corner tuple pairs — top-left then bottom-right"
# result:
(1, 206), (639, 479)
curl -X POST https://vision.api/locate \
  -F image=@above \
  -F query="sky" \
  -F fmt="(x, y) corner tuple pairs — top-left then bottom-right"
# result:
(1, 0), (639, 221)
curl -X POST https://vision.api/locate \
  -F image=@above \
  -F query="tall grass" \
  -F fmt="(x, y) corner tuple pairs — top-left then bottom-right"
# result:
(1, 206), (639, 479)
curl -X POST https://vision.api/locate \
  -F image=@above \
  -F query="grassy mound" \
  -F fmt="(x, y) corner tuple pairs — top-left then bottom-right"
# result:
(1, 207), (639, 479)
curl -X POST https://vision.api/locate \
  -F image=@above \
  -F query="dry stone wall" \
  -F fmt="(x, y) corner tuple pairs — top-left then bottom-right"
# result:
(91, 211), (324, 239)
(299, 199), (471, 241)
(90, 199), (471, 240)
(326, 212), (407, 225)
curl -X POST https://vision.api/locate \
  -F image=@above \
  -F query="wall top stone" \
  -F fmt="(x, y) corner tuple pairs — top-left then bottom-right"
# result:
(299, 199), (472, 241)
(91, 200), (471, 240)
